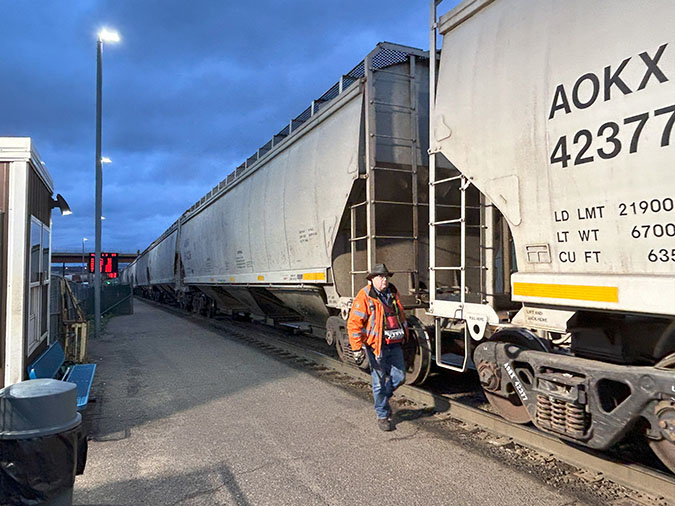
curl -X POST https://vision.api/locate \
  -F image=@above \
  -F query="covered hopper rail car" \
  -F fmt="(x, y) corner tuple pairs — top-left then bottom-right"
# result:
(126, 0), (675, 474)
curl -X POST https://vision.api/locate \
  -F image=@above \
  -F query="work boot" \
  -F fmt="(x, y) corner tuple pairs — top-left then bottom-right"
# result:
(378, 417), (392, 431)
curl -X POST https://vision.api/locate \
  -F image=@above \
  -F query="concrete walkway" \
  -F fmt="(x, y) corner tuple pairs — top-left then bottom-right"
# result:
(74, 300), (582, 505)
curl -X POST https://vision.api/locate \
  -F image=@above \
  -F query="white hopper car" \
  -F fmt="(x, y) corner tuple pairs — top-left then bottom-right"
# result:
(429, 0), (674, 473)
(127, 0), (674, 473)
(126, 43), (469, 385)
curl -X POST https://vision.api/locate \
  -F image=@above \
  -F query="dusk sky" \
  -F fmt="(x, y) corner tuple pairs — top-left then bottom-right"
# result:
(1, 1), (460, 254)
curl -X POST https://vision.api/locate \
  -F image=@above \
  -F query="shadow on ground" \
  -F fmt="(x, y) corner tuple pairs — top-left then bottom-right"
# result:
(392, 406), (437, 428)
(75, 462), (251, 506)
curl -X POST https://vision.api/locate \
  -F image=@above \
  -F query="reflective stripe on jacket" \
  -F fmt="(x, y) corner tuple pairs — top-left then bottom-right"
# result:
(347, 282), (408, 358)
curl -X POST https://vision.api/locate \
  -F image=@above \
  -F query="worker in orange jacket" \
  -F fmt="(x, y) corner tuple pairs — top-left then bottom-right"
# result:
(347, 263), (408, 431)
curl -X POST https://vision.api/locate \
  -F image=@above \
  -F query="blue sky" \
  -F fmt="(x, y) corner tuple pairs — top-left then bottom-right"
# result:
(1, 0), (459, 253)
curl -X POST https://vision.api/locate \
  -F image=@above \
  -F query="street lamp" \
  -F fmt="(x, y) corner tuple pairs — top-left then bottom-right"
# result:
(95, 27), (120, 338)
(82, 237), (88, 278)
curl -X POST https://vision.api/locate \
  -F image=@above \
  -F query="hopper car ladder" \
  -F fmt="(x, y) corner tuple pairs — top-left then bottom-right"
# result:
(428, 2), (497, 372)
(350, 44), (423, 304)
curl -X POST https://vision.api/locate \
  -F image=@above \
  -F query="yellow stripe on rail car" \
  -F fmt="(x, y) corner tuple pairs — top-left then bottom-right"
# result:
(512, 282), (618, 303)
(302, 272), (326, 281)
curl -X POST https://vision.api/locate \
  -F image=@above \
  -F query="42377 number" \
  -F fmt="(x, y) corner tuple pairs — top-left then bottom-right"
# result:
(550, 105), (675, 168)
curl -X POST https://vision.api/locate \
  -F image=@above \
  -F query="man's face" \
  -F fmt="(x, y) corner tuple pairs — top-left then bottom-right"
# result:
(372, 274), (388, 291)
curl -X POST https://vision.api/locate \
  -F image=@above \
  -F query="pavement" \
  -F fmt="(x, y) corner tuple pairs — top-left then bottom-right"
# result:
(73, 300), (584, 505)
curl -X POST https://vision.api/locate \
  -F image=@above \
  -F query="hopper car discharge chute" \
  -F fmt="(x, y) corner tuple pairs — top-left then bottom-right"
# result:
(126, 42), (457, 386)
(430, 0), (675, 473)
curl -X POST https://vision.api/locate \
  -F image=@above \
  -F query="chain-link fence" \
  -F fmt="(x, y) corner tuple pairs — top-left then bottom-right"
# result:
(69, 282), (134, 318)
(50, 276), (133, 338)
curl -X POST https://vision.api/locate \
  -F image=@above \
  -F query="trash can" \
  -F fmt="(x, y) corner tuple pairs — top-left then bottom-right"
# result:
(0, 379), (88, 506)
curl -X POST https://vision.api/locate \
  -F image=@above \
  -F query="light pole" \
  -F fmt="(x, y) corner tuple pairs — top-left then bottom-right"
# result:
(82, 237), (88, 279)
(95, 28), (119, 338)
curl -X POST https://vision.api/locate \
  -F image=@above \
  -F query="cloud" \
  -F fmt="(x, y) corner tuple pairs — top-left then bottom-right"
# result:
(1, 0), (458, 253)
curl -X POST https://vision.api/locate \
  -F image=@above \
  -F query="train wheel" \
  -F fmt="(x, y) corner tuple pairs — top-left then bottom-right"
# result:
(207, 300), (217, 318)
(649, 352), (675, 474)
(476, 329), (548, 424)
(403, 316), (431, 385)
(328, 316), (369, 370)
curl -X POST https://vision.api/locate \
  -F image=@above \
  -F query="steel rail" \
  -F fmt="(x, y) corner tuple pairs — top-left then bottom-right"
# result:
(147, 300), (675, 503)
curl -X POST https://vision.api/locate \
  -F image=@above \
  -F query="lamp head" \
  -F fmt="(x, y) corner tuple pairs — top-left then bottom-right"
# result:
(51, 193), (72, 216)
(98, 28), (120, 43)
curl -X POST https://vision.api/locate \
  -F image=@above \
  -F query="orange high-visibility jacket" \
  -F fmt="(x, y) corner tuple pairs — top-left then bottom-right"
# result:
(347, 282), (408, 358)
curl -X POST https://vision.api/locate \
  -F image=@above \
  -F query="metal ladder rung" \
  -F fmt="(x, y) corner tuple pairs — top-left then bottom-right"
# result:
(350, 270), (368, 275)
(431, 265), (484, 271)
(373, 200), (415, 206)
(432, 222), (485, 229)
(436, 204), (481, 210)
(372, 166), (414, 174)
(372, 134), (416, 143)
(373, 235), (416, 240)
(371, 100), (415, 111)
(430, 175), (462, 186)
(370, 68), (413, 79)
(418, 203), (465, 209)
(431, 218), (462, 226)
(349, 235), (369, 242)
(350, 201), (368, 209)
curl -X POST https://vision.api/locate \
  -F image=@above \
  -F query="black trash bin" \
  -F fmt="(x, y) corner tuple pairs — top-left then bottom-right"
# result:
(0, 379), (88, 506)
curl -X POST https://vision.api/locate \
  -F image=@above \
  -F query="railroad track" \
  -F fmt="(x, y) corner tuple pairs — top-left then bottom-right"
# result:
(144, 299), (675, 503)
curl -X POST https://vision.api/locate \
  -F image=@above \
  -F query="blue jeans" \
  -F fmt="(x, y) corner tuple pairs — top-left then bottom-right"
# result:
(365, 343), (406, 419)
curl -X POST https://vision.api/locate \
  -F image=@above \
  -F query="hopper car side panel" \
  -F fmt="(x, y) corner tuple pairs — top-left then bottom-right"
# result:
(180, 93), (362, 285)
(147, 229), (177, 285)
(134, 253), (150, 286)
(181, 182), (252, 280)
(121, 262), (133, 284)
(259, 149), (287, 272)
(434, 0), (675, 315)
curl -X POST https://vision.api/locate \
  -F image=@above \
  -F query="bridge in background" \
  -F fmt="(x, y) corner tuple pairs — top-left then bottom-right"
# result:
(51, 252), (138, 264)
